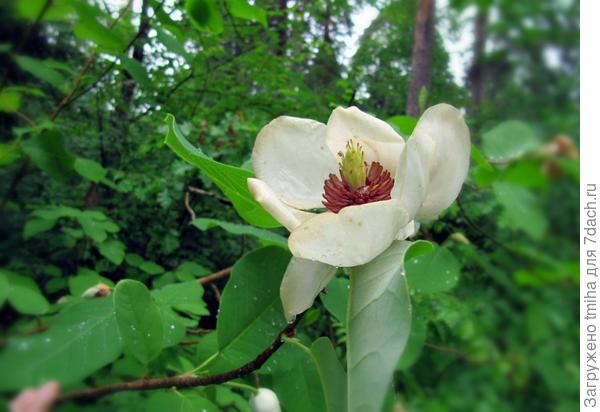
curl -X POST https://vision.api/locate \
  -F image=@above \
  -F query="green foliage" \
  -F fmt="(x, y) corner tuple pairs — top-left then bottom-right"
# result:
(114, 280), (164, 364)
(0, 0), (579, 410)
(0, 298), (122, 390)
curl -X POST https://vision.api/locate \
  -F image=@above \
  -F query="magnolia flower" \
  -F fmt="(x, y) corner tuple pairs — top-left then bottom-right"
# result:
(248, 104), (470, 320)
(249, 388), (282, 412)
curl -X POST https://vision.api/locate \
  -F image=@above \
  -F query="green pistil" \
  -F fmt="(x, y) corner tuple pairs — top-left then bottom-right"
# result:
(340, 140), (367, 190)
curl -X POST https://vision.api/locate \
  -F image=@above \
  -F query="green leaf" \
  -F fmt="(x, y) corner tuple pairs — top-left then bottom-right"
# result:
(153, 281), (208, 316)
(397, 315), (426, 370)
(347, 241), (412, 412)
(209, 246), (290, 372)
(78, 213), (108, 243)
(138, 261), (165, 275)
(120, 55), (151, 88)
(1, 269), (50, 315)
(405, 243), (461, 294)
(114, 280), (164, 364)
(0, 297), (122, 390)
(493, 181), (548, 239)
(73, 17), (125, 53)
(0, 90), (21, 112)
(227, 0), (267, 28)
(68, 268), (114, 296)
(156, 28), (189, 59)
(145, 392), (220, 412)
(321, 277), (348, 325)
(387, 115), (417, 138)
(191, 217), (287, 247)
(271, 342), (327, 412)
(482, 120), (539, 162)
(73, 157), (107, 182)
(98, 239), (126, 265)
(0, 271), (8, 306)
(23, 217), (57, 239)
(0, 140), (22, 165)
(311, 337), (348, 412)
(21, 130), (75, 180)
(15, 56), (66, 90)
(185, 0), (224, 34)
(164, 114), (279, 228)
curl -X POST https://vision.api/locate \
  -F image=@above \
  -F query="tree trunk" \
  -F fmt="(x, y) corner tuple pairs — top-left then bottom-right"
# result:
(468, 7), (488, 110)
(406, 0), (435, 117)
(269, 0), (287, 56)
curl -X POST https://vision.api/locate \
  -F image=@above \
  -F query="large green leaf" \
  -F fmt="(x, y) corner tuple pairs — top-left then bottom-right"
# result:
(404, 242), (461, 294)
(73, 157), (107, 182)
(1, 269), (50, 315)
(321, 276), (349, 325)
(493, 181), (548, 240)
(347, 241), (412, 412)
(153, 281), (208, 316)
(164, 114), (279, 228)
(185, 0), (224, 34)
(191, 217), (287, 247)
(227, 0), (267, 27)
(120, 55), (151, 88)
(98, 239), (126, 265)
(15, 56), (66, 90)
(21, 130), (75, 180)
(481, 120), (539, 162)
(208, 246), (290, 372)
(311, 337), (348, 412)
(113, 280), (164, 364)
(0, 297), (122, 390)
(145, 391), (220, 412)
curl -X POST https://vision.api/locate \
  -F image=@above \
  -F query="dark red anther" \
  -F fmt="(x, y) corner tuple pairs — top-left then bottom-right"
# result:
(322, 161), (394, 213)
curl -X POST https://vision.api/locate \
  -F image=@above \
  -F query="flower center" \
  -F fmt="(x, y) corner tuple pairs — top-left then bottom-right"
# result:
(322, 140), (394, 213)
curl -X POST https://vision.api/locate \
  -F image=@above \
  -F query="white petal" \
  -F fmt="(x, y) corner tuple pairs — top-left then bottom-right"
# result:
(391, 136), (433, 219)
(326, 106), (405, 174)
(288, 200), (409, 267)
(412, 104), (471, 220)
(252, 116), (338, 210)
(280, 257), (336, 321)
(396, 221), (418, 240)
(247, 178), (314, 231)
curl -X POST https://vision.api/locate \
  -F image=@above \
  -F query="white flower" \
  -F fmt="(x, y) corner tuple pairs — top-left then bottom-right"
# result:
(249, 388), (282, 412)
(248, 104), (470, 320)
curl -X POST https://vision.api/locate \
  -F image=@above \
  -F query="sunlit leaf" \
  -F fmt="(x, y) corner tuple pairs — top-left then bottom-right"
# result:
(0, 297), (121, 390)
(191, 217), (287, 247)
(227, 0), (267, 27)
(73, 157), (107, 182)
(482, 120), (539, 162)
(185, 0), (224, 34)
(114, 280), (164, 364)
(207, 246), (290, 372)
(405, 243), (461, 294)
(164, 114), (279, 228)
(1, 269), (50, 315)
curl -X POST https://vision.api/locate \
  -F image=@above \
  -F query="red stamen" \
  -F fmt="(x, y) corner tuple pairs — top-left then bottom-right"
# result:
(322, 161), (394, 213)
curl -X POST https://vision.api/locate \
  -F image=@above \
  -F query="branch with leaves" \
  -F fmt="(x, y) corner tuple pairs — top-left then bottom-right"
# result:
(57, 314), (302, 403)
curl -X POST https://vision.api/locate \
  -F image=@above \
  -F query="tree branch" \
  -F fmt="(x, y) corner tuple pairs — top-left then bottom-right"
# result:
(57, 314), (303, 403)
(197, 266), (233, 285)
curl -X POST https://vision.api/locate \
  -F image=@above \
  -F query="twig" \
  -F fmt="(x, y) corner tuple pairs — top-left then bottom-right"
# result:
(186, 328), (214, 335)
(57, 314), (303, 403)
(184, 191), (196, 220)
(209, 283), (221, 302)
(456, 196), (513, 254)
(198, 266), (233, 285)
(188, 186), (232, 206)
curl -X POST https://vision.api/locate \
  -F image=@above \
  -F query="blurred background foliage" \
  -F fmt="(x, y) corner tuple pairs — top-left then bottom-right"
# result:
(0, 0), (579, 411)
